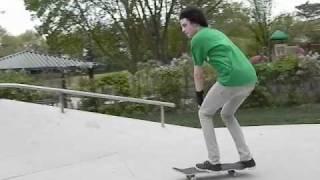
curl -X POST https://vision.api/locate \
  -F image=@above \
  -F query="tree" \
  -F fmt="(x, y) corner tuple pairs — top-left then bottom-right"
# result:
(296, 2), (320, 20)
(209, 2), (256, 55)
(247, 0), (273, 57)
(18, 30), (48, 51)
(23, 0), (181, 71)
(0, 29), (47, 57)
(24, 0), (115, 65)
(178, 0), (224, 19)
(295, 2), (320, 43)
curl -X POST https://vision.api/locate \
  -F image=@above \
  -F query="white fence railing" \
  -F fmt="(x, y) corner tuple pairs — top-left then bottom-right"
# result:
(0, 83), (175, 127)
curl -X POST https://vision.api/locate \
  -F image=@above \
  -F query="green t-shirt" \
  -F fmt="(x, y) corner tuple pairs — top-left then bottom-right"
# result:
(191, 27), (257, 86)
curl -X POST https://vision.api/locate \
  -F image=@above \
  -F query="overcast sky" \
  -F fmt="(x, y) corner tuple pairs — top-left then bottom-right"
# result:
(0, 0), (318, 36)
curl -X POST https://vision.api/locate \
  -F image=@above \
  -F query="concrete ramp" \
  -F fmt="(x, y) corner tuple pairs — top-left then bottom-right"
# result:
(0, 99), (319, 180)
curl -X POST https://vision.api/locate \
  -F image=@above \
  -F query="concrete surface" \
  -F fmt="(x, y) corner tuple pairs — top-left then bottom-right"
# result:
(0, 99), (319, 180)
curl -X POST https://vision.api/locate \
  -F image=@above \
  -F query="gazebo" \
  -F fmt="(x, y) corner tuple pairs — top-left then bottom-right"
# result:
(0, 50), (103, 107)
(271, 30), (289, 42)
(271, 30), (289, 60)
(0, 50), (104, 90)
(0, 50), (99, 73)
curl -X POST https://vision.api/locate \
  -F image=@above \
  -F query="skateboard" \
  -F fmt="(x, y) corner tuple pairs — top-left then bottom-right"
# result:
(173, 162), (246, 180)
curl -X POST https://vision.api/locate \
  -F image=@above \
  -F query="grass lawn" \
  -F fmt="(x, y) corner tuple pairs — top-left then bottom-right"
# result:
(132, 104), (320, 128)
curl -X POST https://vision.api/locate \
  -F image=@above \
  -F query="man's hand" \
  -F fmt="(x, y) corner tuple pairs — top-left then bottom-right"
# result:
(196, 90), (204, 106)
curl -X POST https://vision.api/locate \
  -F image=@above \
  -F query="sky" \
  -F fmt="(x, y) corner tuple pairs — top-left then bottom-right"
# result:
(0, 0), (318, 36)
(232, 0), (319, 17)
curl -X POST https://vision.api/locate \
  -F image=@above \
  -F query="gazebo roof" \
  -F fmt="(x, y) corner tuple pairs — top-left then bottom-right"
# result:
(0, 51), (99, 71)
(271, 30), (289, 41)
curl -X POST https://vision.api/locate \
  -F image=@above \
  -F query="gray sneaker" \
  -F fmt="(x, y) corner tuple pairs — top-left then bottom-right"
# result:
(195, 161), (222, 171)
(240, 158), (256, 168)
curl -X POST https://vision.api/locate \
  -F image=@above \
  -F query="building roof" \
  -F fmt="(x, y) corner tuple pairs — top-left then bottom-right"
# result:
(0, 51), (98, 71)
(271, 30), (289, 41)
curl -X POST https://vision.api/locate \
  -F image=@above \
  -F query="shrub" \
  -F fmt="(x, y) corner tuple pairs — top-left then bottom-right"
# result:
(78, 71), (150, 115)
(245, 56), (320, 107)
(0, 71), (52, 102)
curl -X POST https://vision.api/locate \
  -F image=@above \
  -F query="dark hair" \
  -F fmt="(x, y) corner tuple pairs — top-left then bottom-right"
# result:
(179, 7), (208, 27)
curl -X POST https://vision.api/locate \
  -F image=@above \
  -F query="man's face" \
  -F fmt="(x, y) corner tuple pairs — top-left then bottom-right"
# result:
(180, 18), (198, 38)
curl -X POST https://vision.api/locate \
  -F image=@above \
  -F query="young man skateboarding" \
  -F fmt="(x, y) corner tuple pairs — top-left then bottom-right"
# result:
(179, 7), (257, 171)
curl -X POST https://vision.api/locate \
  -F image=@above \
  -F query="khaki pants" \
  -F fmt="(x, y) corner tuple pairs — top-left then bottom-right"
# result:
(199, 82), (254, 164)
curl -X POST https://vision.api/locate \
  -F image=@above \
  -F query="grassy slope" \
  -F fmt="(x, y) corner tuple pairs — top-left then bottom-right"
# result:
(132, 104), (320, 128)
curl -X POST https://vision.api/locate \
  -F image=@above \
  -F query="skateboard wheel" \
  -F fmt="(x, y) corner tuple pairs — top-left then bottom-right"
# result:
(228, 170), (237, 176)
(186, 174), (196, 180)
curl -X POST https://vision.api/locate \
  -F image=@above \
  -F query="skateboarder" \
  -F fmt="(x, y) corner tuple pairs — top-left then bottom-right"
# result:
(179, 7), (257, 171)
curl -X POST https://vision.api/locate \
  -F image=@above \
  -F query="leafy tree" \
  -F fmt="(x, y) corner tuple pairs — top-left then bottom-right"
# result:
(24, 0), (113, 64)
(23, 0), (181, 71)
(296, 2), (320, 20)
(0, 26), (7, 37)
(294, 2), (320, 43)
(269, 13), (316, 45)
(210, 2), (257, 56)
(166, 20), (188, 58)
(178, 0), (224, 19)
(247, 0), (273, 57)
(0, 29), (47, 57)
(18, 30), (48, 51)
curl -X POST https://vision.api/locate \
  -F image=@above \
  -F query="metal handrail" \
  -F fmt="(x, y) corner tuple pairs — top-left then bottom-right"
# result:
(0, 83), (175, 127)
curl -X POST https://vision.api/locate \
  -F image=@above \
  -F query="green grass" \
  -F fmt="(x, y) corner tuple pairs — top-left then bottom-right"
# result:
(132, 104), (320, 128)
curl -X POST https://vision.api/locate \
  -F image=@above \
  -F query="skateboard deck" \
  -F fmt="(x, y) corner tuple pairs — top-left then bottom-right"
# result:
(173, 162), (246, 180)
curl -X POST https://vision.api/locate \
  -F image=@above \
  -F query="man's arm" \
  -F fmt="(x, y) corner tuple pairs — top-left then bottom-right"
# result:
(194, 66), (205, 106)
